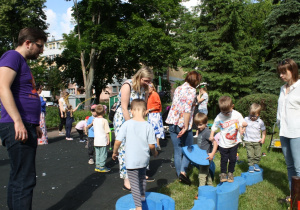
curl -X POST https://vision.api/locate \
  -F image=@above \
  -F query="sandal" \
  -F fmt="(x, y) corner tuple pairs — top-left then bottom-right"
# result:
(179, 173), (191, 185)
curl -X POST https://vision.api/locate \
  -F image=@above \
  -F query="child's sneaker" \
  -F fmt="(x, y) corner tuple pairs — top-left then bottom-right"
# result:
(254, 164), (261, 172)
(79, 139), (86, 143)
(248, 166), (255, 173)
(97, 166), (111, 173)
(59, 131), (65, 136)
(227, 172), (234, 182)
(88, 159), (94, 164)
(219, 173), (227, 182)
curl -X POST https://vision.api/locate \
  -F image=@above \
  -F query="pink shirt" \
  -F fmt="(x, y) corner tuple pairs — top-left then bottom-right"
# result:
(165, 82), (196, 130)
(75, 120), (87, 130)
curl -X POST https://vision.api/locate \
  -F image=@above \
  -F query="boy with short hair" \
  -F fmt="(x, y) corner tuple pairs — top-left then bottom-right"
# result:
(209, 96), (247, 183)
(244, 103), (266, 173)
(93, 104), (111, 172)
(194, 113), (218, 186)
(112, 99), (158, 210)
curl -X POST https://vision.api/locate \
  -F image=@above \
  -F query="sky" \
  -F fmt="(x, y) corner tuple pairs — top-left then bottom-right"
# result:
(44, 0), (200, 41)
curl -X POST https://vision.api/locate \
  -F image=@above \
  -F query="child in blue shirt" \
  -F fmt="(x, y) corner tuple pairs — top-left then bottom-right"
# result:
(112, 99), (158, 210)
(86, 104), (98, 164)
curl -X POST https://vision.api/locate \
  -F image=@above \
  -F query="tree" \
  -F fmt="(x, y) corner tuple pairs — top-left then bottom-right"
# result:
(258, 0), (300, 94)
(0, 0), (47, 55)
(61, 0), (181, 108)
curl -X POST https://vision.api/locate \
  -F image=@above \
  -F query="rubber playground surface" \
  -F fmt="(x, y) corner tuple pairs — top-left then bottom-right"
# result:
(0, 129), (178, 210)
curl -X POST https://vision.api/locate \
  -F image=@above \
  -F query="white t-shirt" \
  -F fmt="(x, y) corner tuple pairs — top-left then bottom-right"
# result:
(198, 92), (208, 110)
(116, 119), (156, 169)
(93, 118), (110, 146)
(59, 97), (67, 110)
(243, 117), (266, 142)
(211, 110), (245, 148)
(277, 80), (300, 138)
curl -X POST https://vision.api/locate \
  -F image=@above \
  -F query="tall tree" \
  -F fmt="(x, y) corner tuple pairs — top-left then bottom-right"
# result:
(61, 0), (180, 107)
(258, 0), (300, 94)
(0, 0), (47, 55)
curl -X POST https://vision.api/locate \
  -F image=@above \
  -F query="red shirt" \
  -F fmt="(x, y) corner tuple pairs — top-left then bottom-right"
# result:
(147, 91), (162, 113)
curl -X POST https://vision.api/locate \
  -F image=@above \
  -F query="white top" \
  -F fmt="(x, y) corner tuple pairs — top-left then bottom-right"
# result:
(277, 80), (300, 138)
(198, 92), (208, 110)
(211, 110), (245, 148)
(59, 97), (67, 110)
(116, 119), (156, 169)
(75, 120), (87, 130)
(93, 118), (110, 146)
(243, 117), (266, 142)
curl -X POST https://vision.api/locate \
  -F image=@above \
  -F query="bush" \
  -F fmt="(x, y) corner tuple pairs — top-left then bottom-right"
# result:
(45, 106), (110, 129)
(235, 93), (278, 133)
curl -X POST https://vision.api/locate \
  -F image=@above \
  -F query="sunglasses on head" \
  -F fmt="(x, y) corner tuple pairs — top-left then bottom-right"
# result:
(279, 59), (292, 66)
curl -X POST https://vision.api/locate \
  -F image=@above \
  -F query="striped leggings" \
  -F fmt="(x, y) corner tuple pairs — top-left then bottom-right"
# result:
(127, 167), (147, 208)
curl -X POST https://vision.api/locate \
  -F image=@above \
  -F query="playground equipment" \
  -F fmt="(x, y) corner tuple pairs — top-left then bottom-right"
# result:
(268, 122), (281, 152)
(116, 192), (175, 210)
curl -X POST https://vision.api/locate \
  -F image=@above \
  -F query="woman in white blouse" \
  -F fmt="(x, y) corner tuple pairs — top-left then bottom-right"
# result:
(277, 59), (300, 196)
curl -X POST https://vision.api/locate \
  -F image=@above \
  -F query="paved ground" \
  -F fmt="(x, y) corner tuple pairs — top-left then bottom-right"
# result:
(0, 128), (178, 210)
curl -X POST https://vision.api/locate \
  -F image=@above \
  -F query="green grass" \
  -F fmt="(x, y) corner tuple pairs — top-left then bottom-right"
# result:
(158, 133), (290, 210)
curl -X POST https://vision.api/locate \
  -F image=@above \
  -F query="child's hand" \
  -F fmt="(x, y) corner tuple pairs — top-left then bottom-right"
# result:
(207, 153), (214, 161)
(112, 152), (118, 160)
(259, 139), (265, 144)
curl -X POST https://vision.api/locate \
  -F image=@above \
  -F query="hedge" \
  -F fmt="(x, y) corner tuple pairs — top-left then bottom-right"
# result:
(235, 93), (278, 134)
(45, 105), (109, 129)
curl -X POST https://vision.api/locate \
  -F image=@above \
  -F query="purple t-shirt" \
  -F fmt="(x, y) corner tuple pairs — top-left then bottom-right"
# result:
(0, 50), (41, 124)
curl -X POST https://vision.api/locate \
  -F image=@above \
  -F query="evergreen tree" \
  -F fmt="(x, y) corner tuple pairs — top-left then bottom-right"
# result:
(258, 0), (300, 94)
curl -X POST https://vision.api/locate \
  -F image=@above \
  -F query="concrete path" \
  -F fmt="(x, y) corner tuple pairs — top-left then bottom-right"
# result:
(0, 128), (177, 210)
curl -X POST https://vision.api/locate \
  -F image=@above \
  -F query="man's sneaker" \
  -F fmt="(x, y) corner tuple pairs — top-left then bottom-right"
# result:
(88, 159), (94, 164)
(79, 139), (86, 143)
(59, 132), (65, 136)
(66, 137), (73, 141)
(227, 172), (234, 183)
(248, 166), (255, 173)
(193, 135), (198, 138)
(254, 164), (261, 172)
(97, 166), (111, 173)
(219, 173), (227, 182)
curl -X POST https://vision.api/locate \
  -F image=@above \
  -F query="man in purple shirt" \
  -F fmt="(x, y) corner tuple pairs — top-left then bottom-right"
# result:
(0, 28), (47, 210)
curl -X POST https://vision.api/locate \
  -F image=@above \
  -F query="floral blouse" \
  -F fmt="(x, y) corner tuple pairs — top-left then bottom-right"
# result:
(166, 82), (197, 130)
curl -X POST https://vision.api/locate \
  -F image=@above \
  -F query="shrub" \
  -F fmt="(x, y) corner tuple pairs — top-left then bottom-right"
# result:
(235, 93), (278, 133)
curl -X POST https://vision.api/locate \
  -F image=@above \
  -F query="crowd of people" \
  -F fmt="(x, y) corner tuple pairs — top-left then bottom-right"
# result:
(0, 27), (299, 210)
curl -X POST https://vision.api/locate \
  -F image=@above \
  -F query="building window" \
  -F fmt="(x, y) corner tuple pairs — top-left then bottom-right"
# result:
(57, 42), (60, 48)
(112, 86), (118, 93)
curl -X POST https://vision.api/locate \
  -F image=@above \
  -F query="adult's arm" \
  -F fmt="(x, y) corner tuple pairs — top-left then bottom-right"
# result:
(120, 83), (131, 121)
(0, 67), (28, 141)
(59, 98), (64, 118)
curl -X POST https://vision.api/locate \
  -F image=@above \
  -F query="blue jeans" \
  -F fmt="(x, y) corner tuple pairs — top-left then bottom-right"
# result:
(0, 122), (37, 210)
(169, 125), (193, 176)
(280, 136), (300, 189)
(198, 108), (208, 115)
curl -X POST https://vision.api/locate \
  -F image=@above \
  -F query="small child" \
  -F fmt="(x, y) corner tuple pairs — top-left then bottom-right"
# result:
(64, 104), (80, 140)
(75, 116), (89, 143)
(86, 104), (98, 164)
(93, 104), (111, 172)
(194, 113), (218, 186)
(112, 99), (158, 210)
(243, 103), (266, 172)
(209, 96), (247, 183)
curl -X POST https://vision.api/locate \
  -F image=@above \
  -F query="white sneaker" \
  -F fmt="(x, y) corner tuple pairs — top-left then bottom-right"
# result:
(193, 135), (198, 138)
(88, 159), (94, 164)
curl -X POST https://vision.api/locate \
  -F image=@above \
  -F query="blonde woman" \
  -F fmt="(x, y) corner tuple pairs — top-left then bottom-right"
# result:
(146, 83), (165, 150)
(113, 66), (154, 191)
